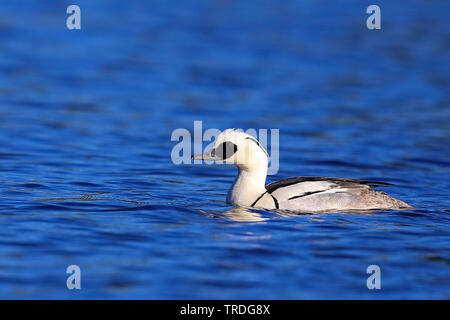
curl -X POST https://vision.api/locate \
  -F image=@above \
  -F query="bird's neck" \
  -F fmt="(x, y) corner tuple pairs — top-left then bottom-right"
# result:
(227, 165), (268, 207)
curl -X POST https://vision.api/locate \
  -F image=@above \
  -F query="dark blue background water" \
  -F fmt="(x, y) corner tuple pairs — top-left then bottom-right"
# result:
(0, 0), (449, 299)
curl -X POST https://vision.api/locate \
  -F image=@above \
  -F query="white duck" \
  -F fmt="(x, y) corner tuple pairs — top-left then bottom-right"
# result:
(191, 129), (412, 212)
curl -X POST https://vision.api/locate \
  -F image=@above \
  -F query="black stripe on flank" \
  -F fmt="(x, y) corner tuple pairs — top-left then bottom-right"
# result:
(288, 190), (329, 200)
(251, 191), (267, 207)
(265, 176), (391, 194)
(270, 194), (279, 209)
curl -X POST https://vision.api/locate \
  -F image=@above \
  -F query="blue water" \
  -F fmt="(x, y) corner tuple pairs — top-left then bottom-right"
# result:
(0, 0), (449, 299)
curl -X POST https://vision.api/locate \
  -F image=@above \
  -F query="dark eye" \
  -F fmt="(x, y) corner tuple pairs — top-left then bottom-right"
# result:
(214, 141), (238, 159)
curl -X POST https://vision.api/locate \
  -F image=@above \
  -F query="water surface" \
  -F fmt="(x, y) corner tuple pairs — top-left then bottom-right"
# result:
(0, 0), (449, 299)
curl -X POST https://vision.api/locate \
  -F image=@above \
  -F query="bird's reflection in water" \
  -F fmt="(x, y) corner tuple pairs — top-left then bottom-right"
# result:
(220, 207), (269, 222)
(216, 207), (383, 222)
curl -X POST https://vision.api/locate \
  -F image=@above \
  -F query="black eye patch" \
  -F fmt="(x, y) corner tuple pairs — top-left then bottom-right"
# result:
(212, 141), (238, 159)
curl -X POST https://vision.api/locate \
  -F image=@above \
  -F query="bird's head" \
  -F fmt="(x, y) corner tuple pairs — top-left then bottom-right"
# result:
(191, 129), (269, 170)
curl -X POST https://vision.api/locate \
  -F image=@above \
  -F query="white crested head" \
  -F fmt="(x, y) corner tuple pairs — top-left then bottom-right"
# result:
(192, 129), (269, 170)
(192, 129), (270, 206)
